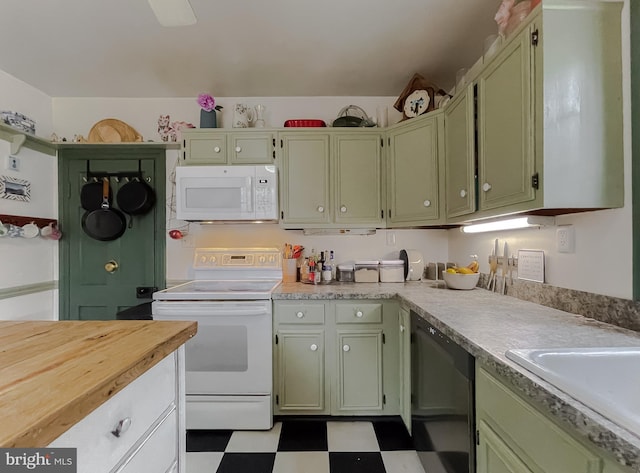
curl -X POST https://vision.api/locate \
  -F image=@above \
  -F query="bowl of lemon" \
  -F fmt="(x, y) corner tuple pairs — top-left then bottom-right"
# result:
(443, 261), (480, 290)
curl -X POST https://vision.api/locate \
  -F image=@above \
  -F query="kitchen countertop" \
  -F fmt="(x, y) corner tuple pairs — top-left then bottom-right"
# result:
(0, 320), (197, 448)
(273, 281), (640, 469)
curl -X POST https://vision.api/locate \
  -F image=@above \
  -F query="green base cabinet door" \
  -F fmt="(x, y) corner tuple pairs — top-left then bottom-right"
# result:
(276, 330), (326, 412)
(335, 330), (383, 412)
(398, 307), (411, 432)
(387, 112), (444, 226)
(477, 420), (534, 473)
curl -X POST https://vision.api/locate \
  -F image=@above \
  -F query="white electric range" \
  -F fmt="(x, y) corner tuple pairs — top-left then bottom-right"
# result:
(152, 248), (282, 430)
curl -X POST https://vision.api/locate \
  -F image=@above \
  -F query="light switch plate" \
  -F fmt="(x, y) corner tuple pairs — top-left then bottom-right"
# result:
(517, 250), (545, 282)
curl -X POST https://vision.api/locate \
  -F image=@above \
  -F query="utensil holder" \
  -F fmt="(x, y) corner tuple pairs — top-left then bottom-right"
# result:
(283, 259), (298, 283)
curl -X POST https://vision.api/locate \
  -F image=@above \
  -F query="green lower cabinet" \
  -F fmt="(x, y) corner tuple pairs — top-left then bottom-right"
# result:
(335, 330), (383, 411)
(476, 366), (634, 473)
(398, 307), (411, 432)
(273, 300), (399, 416)
(477, 420), (534, 473)
(276, 329), (326, 412)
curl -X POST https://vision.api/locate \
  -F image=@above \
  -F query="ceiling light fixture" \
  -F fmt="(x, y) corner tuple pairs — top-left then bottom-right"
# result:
(460, 216), (555, 234)
(147, 0), (197, 27)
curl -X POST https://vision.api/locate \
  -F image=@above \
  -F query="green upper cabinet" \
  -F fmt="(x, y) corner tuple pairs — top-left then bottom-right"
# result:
(279, 132), (331, 225)
(387, 112), (444, 226)
(182, 129), (274, 165)
(448, 2), (624, 223)
(445, 84), (476, 219)
(333, 133), (384, 226)
(279, 130), (384, 229)
(477, 25), (534, 213)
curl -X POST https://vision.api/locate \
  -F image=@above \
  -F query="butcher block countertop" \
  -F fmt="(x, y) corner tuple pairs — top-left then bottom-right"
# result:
(0, 320), (197, 448)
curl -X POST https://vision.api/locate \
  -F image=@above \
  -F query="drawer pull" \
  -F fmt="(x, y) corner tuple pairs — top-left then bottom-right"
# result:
(423, 200), (431, 207)
(317, 206), (324, 213)
(296, 311), (304, 318)
(214, 146), (221, 153)
(343, 344), (350, 352)
(310, 344), (318, 351)
(355, 310), (363, 318)
(111, 417), (132, 438)
(340, 205), (347, 213)
(482, 182), (492, 192)
(235, 146), (242, 153)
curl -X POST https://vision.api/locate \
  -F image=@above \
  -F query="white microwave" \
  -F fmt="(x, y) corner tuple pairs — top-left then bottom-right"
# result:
(175, 165), (278, 222)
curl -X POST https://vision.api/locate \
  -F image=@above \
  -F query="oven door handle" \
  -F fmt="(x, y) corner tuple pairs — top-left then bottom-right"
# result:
(152, 303), (270, 317)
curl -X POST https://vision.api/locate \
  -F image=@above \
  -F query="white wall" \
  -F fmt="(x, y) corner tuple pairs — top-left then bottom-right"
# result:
(0, 70), (57, 320)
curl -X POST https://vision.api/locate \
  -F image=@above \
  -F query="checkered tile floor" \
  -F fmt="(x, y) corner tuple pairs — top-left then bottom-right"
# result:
(186, 418), (428, 473)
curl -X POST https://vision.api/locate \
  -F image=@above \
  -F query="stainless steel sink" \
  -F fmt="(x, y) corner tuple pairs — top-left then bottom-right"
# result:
(505, 347), (640, 435)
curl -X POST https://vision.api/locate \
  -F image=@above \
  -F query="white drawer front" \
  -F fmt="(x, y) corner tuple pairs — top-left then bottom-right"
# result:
(50, 353), (177, 473)
(113, 408), (178, 473)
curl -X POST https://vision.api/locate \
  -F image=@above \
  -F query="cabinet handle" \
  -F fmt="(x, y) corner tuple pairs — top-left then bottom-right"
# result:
(111, 417), (132, 438)
(340, 205), (347, 213)
(423, 200), (431, 207)
(460, 189), (467, 198)
(213, 146), (221, 153)
(343, 344), (350, 352)
(482, 182), (492, 192)
(310, 344), (318, 351)
(296, 311), (304, 318)
(105, 260), (119, 273)
(317, 206), (324, 213)
(235, 146), (242, 153)
(355, 310), (363, 318)
(400, 324), (405, 332)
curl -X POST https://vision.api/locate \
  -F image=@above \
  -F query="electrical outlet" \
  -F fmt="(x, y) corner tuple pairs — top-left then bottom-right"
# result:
(557, 225), (575, 253)
(5, 155), (20, 171)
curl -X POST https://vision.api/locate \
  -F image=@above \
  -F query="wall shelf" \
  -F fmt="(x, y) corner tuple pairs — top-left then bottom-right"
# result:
(0, 123), (56, 156)
(0, 213), (57, 229)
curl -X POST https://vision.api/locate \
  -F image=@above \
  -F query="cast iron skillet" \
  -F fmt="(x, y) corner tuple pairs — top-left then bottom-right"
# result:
(117, 176), (155, 215)
(82, 178), (126, 241)
(80, 178), (112, 211)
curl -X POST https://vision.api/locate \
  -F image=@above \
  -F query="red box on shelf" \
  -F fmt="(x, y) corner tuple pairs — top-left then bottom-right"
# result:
(283, 119), (326, 127)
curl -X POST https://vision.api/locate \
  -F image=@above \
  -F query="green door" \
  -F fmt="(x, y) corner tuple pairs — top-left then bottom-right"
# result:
(229, 132), (274, 164)
(445, 84), (476, 219)
(279, 133), (331, 225)
(398, 307), (411, 433)
(59, 147), (166, 320)
(183, 131), (227, 164)
(333, 133), (384, 226)
(477, 421), (534, 473)
(477, 27), (535, 212)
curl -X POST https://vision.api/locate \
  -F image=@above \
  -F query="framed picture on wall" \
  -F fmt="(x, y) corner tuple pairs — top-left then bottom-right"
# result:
(0, 175), (31, 202)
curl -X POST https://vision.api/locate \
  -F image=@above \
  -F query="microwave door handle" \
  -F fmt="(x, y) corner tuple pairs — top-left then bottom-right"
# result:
(245, 176), (253, 212)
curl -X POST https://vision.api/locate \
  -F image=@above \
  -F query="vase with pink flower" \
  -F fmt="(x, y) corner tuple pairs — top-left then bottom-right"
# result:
(197, 93), (223, 128)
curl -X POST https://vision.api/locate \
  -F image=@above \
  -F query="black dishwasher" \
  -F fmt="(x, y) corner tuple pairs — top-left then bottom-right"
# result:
(411, 311), (475, 473)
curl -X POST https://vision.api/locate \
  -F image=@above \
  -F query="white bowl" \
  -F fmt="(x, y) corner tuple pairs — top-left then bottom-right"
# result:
(442, 271), (480, 290)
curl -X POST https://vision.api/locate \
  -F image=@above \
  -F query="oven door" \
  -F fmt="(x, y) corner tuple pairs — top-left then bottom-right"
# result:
(152, 300), (272, 395)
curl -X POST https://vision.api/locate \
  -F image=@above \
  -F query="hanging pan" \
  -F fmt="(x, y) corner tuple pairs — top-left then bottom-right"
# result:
(81, 178), (126, 241)
(116, 163), (155, 215)
(80, 161), (112, 211)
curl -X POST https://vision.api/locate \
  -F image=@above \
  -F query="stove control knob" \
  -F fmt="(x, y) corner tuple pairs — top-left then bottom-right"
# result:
(259, 256), (266, 264)
(199, 256), (207, 264)
(268, 254), (276, 263)
(208, 256), (217, 265)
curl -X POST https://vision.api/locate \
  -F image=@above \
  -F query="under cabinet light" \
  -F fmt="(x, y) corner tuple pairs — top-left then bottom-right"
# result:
(460, 216), (555, 234)
(148, 0), (196, 27)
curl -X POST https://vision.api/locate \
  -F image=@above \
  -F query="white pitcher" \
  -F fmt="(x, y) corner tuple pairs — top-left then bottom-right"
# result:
(233, 104), (255, 128)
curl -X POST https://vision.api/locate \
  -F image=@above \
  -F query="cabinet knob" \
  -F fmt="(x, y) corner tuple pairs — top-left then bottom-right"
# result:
(296, 311), (304, 318)
(317, 206), (324, 213)
(482, 182), (492, 192)
(340, 205), (347, 213)
(310, 344), (318, 351)
(343, 344), (350, 352)
(423, 200), (431, 207)
(214, 146), (221, 153)
(111, 417), (132, 438)
(104, 260), (119, 273)
(235, 146), (242, 153)
(460, 189), (467, 198)
(355, 310), (363, 318)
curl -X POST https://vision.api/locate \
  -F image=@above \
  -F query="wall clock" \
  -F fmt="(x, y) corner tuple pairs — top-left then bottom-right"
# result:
(403, 89), (430, 118)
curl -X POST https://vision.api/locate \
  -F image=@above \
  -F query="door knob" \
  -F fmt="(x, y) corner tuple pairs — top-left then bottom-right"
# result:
(460, 189), (467, 198)
(423, 200), (431, 207)
(105, 260), (119, 273)
(343, 344), (350, 352)
(482, 182), (492, 192)
(213, 146), (221, 153)
(355, 310), (363, 318)
(235, 146), (242, 153)
(296, 311), (304, 318)
(340, 205), (347, 213)
(310, 344), (318, 351)
(317, 206), (324, 213)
